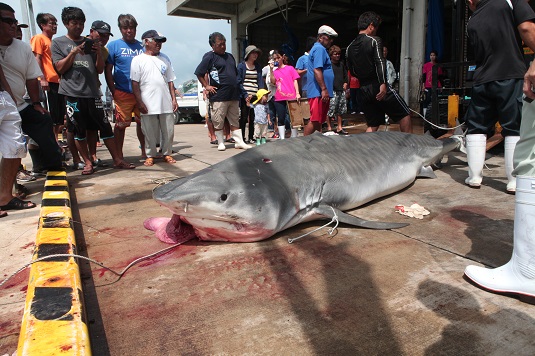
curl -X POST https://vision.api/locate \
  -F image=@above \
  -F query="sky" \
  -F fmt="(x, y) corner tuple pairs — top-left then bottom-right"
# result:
(6, 0), (232, 86)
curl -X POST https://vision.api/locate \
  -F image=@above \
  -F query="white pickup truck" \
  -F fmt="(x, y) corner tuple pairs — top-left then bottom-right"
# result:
(174, 80), (207, 124)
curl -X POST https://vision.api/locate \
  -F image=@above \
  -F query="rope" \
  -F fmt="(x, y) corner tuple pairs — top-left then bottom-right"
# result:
(288, 207), (339, 243)
(410, 107), (465, 131)
(0, 243), (184, 290)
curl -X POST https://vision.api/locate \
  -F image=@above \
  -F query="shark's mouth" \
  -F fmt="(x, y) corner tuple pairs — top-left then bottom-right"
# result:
(144, 214), (274, 244)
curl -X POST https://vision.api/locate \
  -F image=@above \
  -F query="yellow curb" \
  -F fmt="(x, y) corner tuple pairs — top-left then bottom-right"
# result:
(17, 170), (91, 355)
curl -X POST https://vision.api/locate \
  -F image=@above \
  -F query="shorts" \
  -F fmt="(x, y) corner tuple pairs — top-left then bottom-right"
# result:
(210, 101), (239, 130)
(464, 79), (522, 137)
(47, 82), (66, 126)
(0, 91), (26, 158)
(65, 96), (114, 140)
(360, 83), (410, 127)
(114, 89), (140, 128)
(308, 97), (329, 123)
(327, 90), (347, 117)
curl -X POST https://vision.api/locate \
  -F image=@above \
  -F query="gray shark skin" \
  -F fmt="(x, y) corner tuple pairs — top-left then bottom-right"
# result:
(144, 131), (460, 244)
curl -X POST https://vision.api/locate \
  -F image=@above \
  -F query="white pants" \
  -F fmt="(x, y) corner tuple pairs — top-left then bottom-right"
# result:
(0, 91), (26, 159)
(140, 113), (175, 158)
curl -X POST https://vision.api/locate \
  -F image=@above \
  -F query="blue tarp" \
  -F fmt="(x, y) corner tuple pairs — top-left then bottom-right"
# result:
(426, 0), (444, 61)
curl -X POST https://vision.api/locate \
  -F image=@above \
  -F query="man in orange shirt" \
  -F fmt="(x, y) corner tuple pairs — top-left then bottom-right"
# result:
(31, 13), (64, 142)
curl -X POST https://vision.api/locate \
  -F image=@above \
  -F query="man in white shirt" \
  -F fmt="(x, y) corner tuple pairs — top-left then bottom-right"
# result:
(131, 30), (178, 166)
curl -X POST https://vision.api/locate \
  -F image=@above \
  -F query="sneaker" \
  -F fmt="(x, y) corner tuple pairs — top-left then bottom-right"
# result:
(272, 133), (280, 139)
(16, 170), (36, 182)
(31, 170), (47, 177)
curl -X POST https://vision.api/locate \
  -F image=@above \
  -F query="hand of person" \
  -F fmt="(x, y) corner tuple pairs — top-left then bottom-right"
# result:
(71, 43), (84, 56)
(376, 84), (387, 101)
(205, 85), (217, 95)
(524, 61), (535, 101)
(32, 102), (49, 115)
(139, 102), (148, 115)
(172, 100), (178, 113)
(40, 79), (49, 92)
(296, 93), (301, 102)
(321, 88), (329, 102)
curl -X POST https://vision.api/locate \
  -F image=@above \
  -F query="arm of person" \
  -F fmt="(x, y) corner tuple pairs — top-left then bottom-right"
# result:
(293, 79), (301, 100)
(269, 63), (276, 86)
(518, 20), (535, 99)
(94, 42), (105, 74)
(26, 78), (48, 114)
(169, 81), (178, 112)
(54, 43), (84, 75)
(313, 68), (329, 102)
(104, 63), (116, 95)
(0, 65), (16, 102)
(131, 80), (147, 114)
(372, 37), (387, 101)
(197, 73), (216, 95)
(33, 54), (49, 91)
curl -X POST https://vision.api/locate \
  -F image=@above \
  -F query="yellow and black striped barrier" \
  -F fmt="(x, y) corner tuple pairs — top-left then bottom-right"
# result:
(17, 170), (91, 355)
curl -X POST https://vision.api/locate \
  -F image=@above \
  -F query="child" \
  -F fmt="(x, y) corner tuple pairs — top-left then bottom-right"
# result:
(249, 89), (271, 145)
(326, 45), (349, 134)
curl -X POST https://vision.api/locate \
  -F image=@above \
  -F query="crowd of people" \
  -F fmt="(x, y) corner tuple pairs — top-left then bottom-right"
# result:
(2, 2), (535, 304)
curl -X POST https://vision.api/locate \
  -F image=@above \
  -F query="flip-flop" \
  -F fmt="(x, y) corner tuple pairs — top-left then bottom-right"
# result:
(0, 197), (36, 210)
(81, 165), (94, 175)
(0, 210), (7, 218)
(164, 155), (176, 164)
(114, 161), (136, 169)
(210, 140), (218, 145)
(15, 183), (29, 199)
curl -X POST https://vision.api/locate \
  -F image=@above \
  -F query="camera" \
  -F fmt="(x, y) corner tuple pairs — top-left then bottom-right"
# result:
(84, 39), (94, 54)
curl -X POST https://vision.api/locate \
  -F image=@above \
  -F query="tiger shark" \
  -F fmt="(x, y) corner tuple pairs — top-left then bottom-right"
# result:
(144, 131), (461, 244)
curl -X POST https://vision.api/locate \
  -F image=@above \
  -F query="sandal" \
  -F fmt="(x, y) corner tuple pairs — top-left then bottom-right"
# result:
(144, 158), (154, 166)
(93, 159), (109, 167)
(81, 165), (94, 175)
(0, 210), (7, 218)
(164, 155), (176, 164)
(0, 197), (36, 210)
(210, 140), (218, 145)
(113, 161), (136, 169)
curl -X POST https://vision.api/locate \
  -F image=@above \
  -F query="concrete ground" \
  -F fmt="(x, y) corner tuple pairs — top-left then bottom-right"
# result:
(2, 116), (535, 355)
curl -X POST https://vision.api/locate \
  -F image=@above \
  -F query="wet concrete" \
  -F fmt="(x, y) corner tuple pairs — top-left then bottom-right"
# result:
(2, 117), (535, 355)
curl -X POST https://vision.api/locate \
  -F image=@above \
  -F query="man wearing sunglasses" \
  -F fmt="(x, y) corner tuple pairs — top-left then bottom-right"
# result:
(0, 3), (62, 176)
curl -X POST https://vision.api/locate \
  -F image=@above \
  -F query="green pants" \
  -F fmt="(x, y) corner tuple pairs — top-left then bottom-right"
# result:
(513, 98), (535, 176)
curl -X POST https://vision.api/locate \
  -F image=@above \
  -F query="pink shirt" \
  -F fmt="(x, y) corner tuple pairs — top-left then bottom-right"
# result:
(273, 65), (300, 101)
(422, 61), (443, 89)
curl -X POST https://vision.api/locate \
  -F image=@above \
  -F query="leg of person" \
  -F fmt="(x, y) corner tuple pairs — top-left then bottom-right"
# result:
(254, 122), (261, 145)
(382, 87), (412, 134)
(86, 130), (99, 163)
(326, 94), (336, 132)
(305, 97), (321, 136)
(207, 117), (217, 144)
(239, 99), (248, 141)
(274, 101), (287, 140)
(211, 102), (227, 151)
(496, 79), (523, 193)
(140, 114), (158, 165)
(160, 113), (176, 163)
(248, 105), (256, 142)
(67, 98), (93, 175)
(463, 83), (496, 188)
(226, 100), (251, 149)
(112, 90), (136, 160)
(0, 93), (35, 210)
(20, 105), (62, 171)
(135, 116), (146, 158)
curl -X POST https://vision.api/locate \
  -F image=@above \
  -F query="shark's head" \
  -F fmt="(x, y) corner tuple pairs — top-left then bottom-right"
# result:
(153, 165), (288, 242)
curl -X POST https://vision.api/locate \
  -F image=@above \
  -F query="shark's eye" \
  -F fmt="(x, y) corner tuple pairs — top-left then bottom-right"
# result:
(220, 194), (228, 201)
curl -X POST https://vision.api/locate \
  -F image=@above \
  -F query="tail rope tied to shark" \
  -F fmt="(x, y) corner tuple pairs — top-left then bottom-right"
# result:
(288, 206), (339, 244)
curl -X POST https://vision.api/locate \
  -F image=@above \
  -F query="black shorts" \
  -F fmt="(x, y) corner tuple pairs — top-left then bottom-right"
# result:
(65, 96), (113, 140)
(464, 79), (522, 137)
(47, 82), (65, 126)
(360, 83), (410, 127)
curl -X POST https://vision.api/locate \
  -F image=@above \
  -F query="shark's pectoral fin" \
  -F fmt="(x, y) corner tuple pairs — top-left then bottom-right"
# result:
(417, 165), (437, 179)
(314, 205), (409, 230)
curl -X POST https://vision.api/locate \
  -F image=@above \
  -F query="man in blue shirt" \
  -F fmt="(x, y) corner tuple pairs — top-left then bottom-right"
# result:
(304, 25), (336, 136)
(105, 14), (145, 159)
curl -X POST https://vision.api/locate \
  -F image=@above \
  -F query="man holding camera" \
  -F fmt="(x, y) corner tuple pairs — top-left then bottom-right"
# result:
(52, 6), (134, 175)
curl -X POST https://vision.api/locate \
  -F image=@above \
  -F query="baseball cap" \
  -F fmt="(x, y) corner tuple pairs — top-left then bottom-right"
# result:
(91, 20), (113, 36)
(318, 25), (338, 37)
(17, 23), (28, 29)
(141, 30), (167, 42)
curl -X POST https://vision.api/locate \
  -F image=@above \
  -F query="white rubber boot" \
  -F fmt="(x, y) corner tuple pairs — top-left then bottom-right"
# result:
(465, 176), (535, 299)
(505, 136), (520, 193)
(465, 134), (487, 188)
(215, 130), (226, 151)
(278, 126), (286, 140)
(232, 129), (252, 149)
(291, 128), (298, 138)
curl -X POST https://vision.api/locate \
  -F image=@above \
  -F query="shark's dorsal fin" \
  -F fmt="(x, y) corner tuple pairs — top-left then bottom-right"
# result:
(314, 205), (409, 230)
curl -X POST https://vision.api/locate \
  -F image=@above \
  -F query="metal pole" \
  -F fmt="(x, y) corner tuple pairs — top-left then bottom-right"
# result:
(19, 0), (36, 40)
